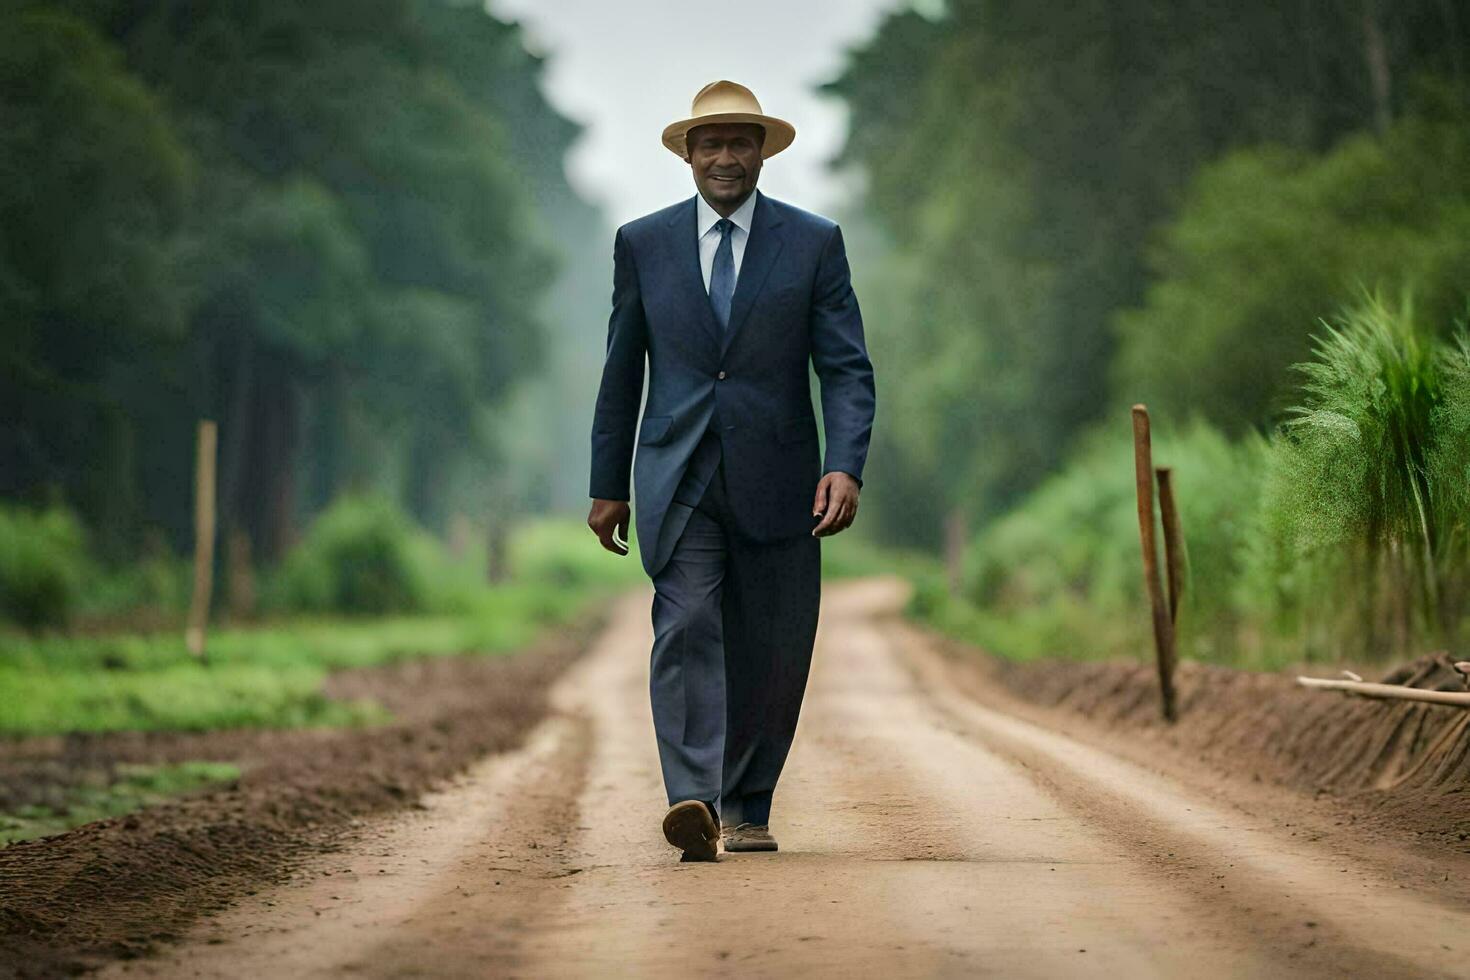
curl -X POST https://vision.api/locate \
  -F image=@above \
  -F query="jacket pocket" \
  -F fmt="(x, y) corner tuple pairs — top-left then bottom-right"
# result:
(776, 414), (817, 445)
(638, 414), (674, 446)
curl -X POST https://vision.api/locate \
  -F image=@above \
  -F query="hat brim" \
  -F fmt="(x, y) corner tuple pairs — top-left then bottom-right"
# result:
(661, 112), (796, 160)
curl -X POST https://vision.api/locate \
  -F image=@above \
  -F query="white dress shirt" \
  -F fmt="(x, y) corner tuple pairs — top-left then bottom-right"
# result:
(696, 188), (758, 294)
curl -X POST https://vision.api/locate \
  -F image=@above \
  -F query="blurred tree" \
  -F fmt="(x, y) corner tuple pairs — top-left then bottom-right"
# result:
(2, 0), (593, 568)
(109, 0), (553, 554)
(410, 0), (609, 516)
(0, 8), (190, 554)
(1113, 106), (1470, 428)
(825, 0), (1469, 550)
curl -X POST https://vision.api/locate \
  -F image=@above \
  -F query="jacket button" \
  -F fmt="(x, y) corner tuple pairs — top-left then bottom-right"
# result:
(716, 370), (727, 380)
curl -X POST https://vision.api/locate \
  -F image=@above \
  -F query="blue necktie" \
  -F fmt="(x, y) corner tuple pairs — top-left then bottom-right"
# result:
(709, 218), (735, 333)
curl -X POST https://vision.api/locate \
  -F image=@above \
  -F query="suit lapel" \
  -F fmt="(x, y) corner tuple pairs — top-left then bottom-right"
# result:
(666, 192), (788, 359)
(666, 196), (723, 351)
(721, 191), (785, 358)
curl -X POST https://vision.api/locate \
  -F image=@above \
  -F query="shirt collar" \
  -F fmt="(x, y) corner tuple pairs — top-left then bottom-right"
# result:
(696, 188), (758, 239)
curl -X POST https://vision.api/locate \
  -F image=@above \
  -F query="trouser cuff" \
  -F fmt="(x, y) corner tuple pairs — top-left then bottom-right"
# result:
(720, 790), (773, 827)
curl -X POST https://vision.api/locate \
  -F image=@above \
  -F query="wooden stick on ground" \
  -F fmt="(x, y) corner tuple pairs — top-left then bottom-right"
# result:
(186, 420), (218, 660)
(1132, 405), (1177, 722)
(1156, 466), (1185, 626)
(1296, 675), (1470, 708)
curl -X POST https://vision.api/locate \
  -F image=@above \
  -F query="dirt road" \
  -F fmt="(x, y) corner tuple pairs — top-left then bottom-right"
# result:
(107, 578), (1470, 979)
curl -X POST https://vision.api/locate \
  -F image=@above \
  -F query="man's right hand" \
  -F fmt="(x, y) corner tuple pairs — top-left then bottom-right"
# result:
(587, 499), (632, 556)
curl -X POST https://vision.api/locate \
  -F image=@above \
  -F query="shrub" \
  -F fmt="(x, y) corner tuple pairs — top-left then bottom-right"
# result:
(0, 503), (91, 629)
(75, 535), (191, 623)
(508, 518), (646, 591)
(269, 495), (430, 615)
(960, 419), (1267, 663)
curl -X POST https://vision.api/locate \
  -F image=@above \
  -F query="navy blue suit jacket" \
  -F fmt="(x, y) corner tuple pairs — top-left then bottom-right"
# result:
(589, 190), (876, 578)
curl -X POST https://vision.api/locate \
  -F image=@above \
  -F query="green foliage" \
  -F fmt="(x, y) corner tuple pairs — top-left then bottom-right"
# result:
(265, 502), (636, 622)
(1431, 333), (1470, 549)
(1272, 295), (1442, 555)
(0, 9), (191, 546)
(0, 761), (240, 845)
(0, 503), (193, 631)
(1252, 295), (1470, 658)
(0, 504), (91, 629)
(508, 518), (646, 593)
(947, 421), (1267, 663)
(916, 295), (1470, 668)
(3, 0), (591, 561)
(829, 1), (1470, 548)
(0, 660), (386, 737)
(75, 546), (191, 623)
(269, 495), (430, 615)
(1113, 114), (1470, 428)
(0, 8), (190, 343)
(0, 519), (618, 737)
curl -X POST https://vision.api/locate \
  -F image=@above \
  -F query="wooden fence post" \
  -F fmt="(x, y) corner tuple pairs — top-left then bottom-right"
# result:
(186, 420), (218, 659)
(1131, 406), (1177, 721)
(944, 507), (968, 598)
(1156, 466), (1186, 626)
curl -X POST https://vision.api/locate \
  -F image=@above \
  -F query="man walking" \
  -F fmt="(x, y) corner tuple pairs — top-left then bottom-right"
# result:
(586, 80), (875, 862)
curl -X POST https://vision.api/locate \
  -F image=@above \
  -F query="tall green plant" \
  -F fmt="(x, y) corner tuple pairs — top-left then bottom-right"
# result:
(1263, 294), (1468, 657)
(1427, 331), (1470, 627)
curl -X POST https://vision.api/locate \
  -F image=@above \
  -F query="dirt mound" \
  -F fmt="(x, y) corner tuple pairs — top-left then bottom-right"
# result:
(0, 608), (605, 980)
(927, 639), (1470, 851)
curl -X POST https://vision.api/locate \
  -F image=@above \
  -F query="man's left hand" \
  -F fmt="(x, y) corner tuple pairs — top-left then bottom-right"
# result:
(812, 471), (860, 537)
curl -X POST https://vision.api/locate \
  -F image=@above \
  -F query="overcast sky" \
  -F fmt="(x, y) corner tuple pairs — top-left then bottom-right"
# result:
(487, 0), (906, 228)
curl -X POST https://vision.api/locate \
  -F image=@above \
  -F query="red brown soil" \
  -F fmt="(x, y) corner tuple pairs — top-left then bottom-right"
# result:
(0, 605), (607, 980)
(925, 633), (1470, 856)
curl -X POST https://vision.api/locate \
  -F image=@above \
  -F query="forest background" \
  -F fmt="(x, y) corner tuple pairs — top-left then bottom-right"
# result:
(5, 0), (1470, 682)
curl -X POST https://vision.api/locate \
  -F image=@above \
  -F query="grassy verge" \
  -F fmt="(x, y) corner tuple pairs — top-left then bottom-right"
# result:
(0, 519), (644, 737)
(904, 572), (1108, 664)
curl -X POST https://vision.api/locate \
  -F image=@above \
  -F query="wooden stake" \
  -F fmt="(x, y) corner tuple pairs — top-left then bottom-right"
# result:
(943, 506), (968, 598)
(1156, 466), (1185, 626)
(1296, 675), (1470, 708)
(1132, 406), (1177, 721)
(186, 420), (218, 659)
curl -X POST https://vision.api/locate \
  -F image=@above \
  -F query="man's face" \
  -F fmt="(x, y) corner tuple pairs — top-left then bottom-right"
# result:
(686, 123), (764, 209)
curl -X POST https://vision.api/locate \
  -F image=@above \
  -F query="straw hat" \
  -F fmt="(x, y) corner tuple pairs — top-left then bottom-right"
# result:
(661, 80), (796, 160)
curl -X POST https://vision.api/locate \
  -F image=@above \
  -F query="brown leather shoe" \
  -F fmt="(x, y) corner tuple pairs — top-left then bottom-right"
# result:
(663, 800), (719, 862)
(722, 823), (778, 852)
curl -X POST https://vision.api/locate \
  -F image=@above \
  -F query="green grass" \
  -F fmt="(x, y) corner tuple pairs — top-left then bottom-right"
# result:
(0, 761), (240, 844)
(0, 518), (643, 738)
(906, 572), (1141, 664)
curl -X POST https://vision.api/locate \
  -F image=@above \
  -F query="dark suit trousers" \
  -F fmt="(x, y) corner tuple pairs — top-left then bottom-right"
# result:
(648, 431), (821, 827)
